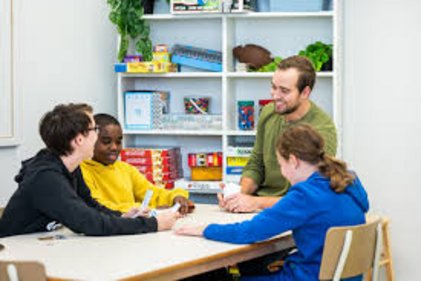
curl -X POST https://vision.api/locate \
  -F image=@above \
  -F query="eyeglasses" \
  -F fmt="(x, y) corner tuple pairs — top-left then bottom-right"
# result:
(87, 125), (100, 134)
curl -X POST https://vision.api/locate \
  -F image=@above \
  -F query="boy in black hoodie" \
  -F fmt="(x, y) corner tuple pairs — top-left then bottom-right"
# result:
(0, 103), (180, 237)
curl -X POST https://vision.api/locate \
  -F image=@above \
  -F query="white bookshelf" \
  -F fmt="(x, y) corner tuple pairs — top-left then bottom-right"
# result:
(116, 1), (342, 181)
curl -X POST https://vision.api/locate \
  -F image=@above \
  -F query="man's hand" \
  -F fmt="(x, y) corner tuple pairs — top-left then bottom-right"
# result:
(240, 177), (258, 195)
(224, 193), (260, 213)
(217, 192), (227, 210)
(173, 196), (194, 215)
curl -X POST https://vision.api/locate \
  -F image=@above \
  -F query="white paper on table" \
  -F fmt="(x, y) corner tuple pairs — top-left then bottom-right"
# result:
(223, 182), (241, 198)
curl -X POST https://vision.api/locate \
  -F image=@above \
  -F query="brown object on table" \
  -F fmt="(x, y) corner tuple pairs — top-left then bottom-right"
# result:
(187, 200), (195, 213)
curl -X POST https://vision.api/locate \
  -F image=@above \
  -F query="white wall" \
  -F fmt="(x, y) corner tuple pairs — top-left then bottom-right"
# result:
(0, 0), (117, 205)
(1, 0), (421, 279)
(343, 0), (421, 279)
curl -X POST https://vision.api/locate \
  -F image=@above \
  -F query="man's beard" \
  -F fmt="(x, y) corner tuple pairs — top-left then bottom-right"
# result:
(275, 101), (300, 115)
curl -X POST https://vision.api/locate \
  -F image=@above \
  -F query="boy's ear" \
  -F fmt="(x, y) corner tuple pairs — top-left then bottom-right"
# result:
(71, 133), (84, 148)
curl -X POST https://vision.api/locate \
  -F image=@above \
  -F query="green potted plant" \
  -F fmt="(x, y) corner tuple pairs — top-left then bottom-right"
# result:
(298, 41), (333, 71)
(107, 0), (153, 62)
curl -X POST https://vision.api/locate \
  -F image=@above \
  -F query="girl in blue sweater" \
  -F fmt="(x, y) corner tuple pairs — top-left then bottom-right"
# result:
(176, 124), (369, 281)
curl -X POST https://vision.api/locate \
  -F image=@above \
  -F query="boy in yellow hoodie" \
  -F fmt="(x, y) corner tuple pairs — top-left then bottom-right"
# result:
(81, 113), (191, 214)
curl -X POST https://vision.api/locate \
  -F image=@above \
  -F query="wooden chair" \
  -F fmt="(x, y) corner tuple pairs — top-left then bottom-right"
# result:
(319, 216), (382, 281)
(0, 261), (47, 281)
(365, 217), (395, 281)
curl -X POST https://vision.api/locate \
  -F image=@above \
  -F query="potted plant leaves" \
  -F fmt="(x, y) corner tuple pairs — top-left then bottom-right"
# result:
(298, 41), (333, 71)
(107, 0), (153, 62)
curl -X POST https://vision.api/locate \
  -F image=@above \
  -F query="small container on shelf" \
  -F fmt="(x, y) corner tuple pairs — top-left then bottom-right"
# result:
(188, 152), (223, 181)
(123, 55), (143, 63)
(184, 96), (210, 114)
(171, 44), (222, 72)
(161, 114), (222, 130)
(237, 100), (255, 130)
(269, 0), (327, 12)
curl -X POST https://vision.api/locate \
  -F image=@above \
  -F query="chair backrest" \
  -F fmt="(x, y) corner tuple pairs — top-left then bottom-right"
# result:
(0, 261), (47, 281)
(319, 216), (382, 281)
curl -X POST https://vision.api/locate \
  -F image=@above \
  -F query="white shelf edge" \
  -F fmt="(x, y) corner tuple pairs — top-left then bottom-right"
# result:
(118, 72), (331, 79)
(123, 130), (224, 136)
(317, 71), (334, 78)
(227, 72), (333, 78)
(119, 72), (222, 78)
(228, 11), (334, 18)
(185, 188), (221, 194)
(225, 130), (256, 136)
(144, 11), (333, 20)
(143, 13), (223, 20)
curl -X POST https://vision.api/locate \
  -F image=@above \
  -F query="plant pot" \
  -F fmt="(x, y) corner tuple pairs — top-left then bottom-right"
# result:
(321, 57), (333, 71)
(142, 0), (155, 14)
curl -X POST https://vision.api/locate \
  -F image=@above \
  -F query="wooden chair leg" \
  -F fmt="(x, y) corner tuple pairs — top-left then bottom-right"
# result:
(380, 219), (395, 281)
(365, 218), (395, 281)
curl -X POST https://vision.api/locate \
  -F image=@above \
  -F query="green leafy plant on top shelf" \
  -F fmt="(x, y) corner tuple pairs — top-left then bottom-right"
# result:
(107, 0), (153, 62)
(255, 57), (283, 72)
(298, 41), (333, 71)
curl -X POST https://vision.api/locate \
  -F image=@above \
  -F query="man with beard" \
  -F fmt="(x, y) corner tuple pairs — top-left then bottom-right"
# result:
(220, 56), (337, 214)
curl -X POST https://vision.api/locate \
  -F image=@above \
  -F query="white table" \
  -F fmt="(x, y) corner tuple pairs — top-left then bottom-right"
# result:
(0, 204), (294, 281)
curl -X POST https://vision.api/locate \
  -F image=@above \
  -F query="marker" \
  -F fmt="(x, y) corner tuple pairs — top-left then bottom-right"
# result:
(150, 203), (181, 217)
(141, 189), (153, 210)
(38, 234), (67, 241)
(170, 202), (181, 213)
(131, 190), (154, 218)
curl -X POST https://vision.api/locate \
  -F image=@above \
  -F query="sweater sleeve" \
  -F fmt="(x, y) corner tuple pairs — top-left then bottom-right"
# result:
(130, 165), (188, 208)
(204, 185), (314, 244)
(31, 170), (158, 236)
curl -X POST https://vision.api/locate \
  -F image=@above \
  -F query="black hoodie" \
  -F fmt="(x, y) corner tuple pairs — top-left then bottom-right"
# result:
(0, 149), (157, 237)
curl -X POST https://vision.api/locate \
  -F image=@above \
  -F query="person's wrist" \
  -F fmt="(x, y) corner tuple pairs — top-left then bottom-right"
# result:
(254, 196), (263, 211)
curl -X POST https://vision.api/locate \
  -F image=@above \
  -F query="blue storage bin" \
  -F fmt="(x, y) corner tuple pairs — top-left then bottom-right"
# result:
(257, 0), (270, 12)
(171, 44), (222, 72)
(269, 0), (326, 12)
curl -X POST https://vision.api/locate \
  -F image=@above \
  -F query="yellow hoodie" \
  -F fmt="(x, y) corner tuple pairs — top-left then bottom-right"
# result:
(80, 159), (188, 213)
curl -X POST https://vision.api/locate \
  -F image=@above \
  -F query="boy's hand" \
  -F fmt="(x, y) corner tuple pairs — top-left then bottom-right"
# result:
(156, 211), (182, 231)
(121, 207), (150, 218)
(173, 196), (194, 214)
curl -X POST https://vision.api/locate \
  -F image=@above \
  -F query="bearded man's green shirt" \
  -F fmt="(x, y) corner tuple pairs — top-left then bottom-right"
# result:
(242, 101), (337, 196)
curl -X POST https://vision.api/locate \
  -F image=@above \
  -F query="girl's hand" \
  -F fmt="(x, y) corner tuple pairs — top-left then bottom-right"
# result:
(174, 225), (207, 237)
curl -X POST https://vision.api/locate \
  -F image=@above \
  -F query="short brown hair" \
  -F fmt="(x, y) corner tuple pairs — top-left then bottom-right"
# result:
(39, 103), (93, 156)
(277, 55), (316, 92)
(276, 124), (354, 192)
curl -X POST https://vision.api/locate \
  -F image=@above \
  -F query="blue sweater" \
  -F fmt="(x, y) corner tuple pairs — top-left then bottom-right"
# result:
(204, 172), (369, 281)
